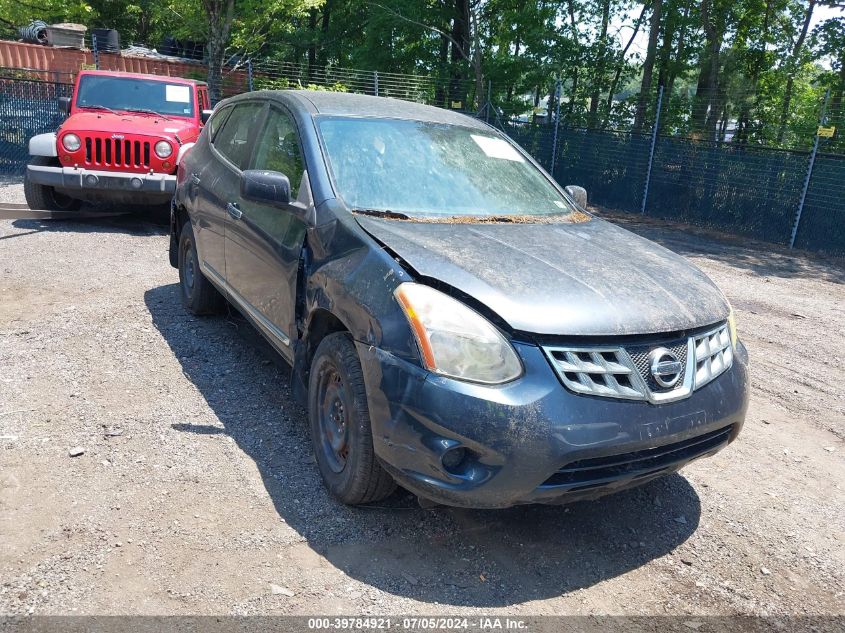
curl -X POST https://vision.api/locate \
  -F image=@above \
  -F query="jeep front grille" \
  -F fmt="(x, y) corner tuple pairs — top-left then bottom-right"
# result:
(82, 135), (151, 169)
(543, 322), (733, 404)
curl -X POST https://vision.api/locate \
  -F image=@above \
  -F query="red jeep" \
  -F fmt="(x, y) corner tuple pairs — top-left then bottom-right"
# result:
(25, 70), (211, 211)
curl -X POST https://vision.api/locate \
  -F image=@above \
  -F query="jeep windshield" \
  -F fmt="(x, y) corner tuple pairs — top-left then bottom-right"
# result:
(75, 75), (194, 118)
(317, 117), (583, 221)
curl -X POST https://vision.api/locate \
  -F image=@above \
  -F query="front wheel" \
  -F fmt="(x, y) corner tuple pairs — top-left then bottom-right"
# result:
(23, 157), (82, 211)
(178, 221), (224, 315)
(309, 333), (396, 505)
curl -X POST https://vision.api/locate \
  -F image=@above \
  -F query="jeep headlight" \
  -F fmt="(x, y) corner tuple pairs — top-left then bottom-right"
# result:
(62, 133), (81, 152)
(154, 140), (173, 158)
(395, 282), (523, 384)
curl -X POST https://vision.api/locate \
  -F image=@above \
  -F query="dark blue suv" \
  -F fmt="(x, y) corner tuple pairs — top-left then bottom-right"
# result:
(170, 90), (748, 509)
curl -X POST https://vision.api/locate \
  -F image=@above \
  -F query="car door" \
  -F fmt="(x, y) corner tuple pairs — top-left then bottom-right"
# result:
(223, 103), (308, 362)
(188, 103), (233, 279)
(198, 100), (264, 284)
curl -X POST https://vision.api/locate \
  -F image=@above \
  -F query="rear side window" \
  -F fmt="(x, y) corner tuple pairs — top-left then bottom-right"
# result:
(211, 103), (262, 170)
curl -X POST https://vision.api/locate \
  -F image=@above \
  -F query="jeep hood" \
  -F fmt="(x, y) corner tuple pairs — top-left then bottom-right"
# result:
(61, 112), (198, 140)
(356, 216), (730, 337)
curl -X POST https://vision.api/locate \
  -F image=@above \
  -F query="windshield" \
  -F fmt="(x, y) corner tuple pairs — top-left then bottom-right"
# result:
(75, 75), (194, 117)
(317, 117), (580, 219)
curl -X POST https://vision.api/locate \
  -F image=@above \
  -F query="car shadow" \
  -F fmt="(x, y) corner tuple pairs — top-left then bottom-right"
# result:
(145, 282), (701, 608)
(1, 199), (170, 238)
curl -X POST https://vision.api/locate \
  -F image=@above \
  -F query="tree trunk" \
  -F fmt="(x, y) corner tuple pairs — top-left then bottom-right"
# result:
(605, 2), (648, 128)
(204, 0), (236, 104)
(633, 0), (662, 133)
(664, 3), (690, 102)
(449, 0), (471, 106)
(564, 0), (580, 125)
(316, 0), (332, 68)
(776, 0), (816, 144)
(588, 0), (611, 128)
(435, 31), (450, 106)
(691, 0), (723, 139)
(506, 39), (521, 103)
(307, 8), (318, 82)
(735, 0), (771, 145)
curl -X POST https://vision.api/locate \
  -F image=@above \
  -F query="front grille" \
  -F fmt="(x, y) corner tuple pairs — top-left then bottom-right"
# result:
(694, 324), (733, 388)
(82, 134), (151, 169)
(628, 339), (689, 393)
(544, 348), (643, 399)
(540, 425), (734, 490)
(543, 322), (733, 404)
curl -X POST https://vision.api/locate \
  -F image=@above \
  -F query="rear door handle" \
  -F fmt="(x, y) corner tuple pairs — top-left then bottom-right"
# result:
(226, 202), (242, 220)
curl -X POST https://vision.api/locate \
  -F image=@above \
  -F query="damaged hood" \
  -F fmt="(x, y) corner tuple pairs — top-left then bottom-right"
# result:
(356, 216), (730, 337)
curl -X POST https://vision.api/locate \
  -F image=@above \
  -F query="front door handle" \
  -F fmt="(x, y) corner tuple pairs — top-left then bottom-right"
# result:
(226, 202), (243, 220)
(190, 173), (201, 185)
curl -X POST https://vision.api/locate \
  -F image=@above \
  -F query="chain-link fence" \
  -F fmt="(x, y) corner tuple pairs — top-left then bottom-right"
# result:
(490, 82), (845, 256)
(0, 76), (70, 174)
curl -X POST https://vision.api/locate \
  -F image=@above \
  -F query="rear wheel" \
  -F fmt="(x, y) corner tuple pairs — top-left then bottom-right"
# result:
(309, 333), (396, 505)
(178, 221), (224, 315)
(23, 156), (82, 211)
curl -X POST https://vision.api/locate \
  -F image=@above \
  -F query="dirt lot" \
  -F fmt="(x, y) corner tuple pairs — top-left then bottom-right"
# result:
(1, 179), (843, 618)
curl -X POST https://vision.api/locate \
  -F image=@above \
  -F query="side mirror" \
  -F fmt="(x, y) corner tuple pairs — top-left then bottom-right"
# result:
(565, 185), (588, 209)
(58, 96), (71, 115)
(240, 169), (291, 207)
(201, 109), (213, 124)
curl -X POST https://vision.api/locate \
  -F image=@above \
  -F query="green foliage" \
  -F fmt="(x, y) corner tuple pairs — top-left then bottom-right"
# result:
(1, 0), (841, 150)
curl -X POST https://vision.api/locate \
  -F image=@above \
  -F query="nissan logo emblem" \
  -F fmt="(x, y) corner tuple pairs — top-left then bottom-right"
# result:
(649, 348), (683, 388)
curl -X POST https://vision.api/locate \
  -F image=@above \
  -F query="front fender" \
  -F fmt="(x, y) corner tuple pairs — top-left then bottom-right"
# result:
(175, 142), (195, 165)
(29, 133), (57, 157)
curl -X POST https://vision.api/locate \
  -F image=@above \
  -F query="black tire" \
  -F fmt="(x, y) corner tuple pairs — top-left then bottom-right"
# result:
(178, 221), (224, 315)
(309, 333), (396, 504)
(23, 156), (82, 211)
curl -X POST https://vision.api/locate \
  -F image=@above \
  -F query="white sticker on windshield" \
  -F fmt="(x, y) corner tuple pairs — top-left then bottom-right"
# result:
(166, 85), (190, 103)
(471, 134), (524, 162)
(553, 200), (566, 208)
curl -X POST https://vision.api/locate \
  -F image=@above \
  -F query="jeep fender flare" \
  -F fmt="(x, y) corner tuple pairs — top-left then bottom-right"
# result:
(29, 133), (58, 158)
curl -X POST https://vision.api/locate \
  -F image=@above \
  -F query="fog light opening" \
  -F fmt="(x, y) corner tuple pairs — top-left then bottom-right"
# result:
(130, 177), (143, 189)
(84, 174), (99, 187)
(441, 446), (468, 474)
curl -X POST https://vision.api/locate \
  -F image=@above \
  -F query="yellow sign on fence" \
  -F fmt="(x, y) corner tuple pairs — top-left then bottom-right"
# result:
(818, 126), (836, 138)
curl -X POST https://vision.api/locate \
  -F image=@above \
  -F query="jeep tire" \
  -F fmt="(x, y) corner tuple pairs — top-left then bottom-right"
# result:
(23, 157), (82, 212)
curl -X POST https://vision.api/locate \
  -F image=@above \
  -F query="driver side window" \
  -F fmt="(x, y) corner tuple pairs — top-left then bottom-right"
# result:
(252, 106), (305, 197)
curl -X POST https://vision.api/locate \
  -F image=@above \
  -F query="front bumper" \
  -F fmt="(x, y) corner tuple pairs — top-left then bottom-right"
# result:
(357, 339), (749, 509)
(26, 164), (176, 195)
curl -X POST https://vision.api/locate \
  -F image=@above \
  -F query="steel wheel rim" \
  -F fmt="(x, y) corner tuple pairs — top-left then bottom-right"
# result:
(317, 366), (350, 474)
(182, 240), (195, 293)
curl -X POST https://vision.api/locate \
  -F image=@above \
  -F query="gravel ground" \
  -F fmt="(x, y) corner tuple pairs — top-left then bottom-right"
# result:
(1, 180), (843, 618)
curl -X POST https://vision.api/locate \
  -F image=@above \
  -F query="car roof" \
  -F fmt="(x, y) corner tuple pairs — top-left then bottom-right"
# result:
(78, 70), (206, 87)
(272, 90), (490, 130)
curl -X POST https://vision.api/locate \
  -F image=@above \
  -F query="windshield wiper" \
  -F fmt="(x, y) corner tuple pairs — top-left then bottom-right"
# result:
(80, 104), (118, 115)
(124, 107), (171, 120)
(351, 208), (411, 220)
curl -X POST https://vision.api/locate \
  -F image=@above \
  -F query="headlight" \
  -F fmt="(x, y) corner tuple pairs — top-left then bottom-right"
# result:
(727, 306), (738, 348)
(394, 282), (523, 384)
(154, 140), (173, 158)
(62, 133), (81, 152)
